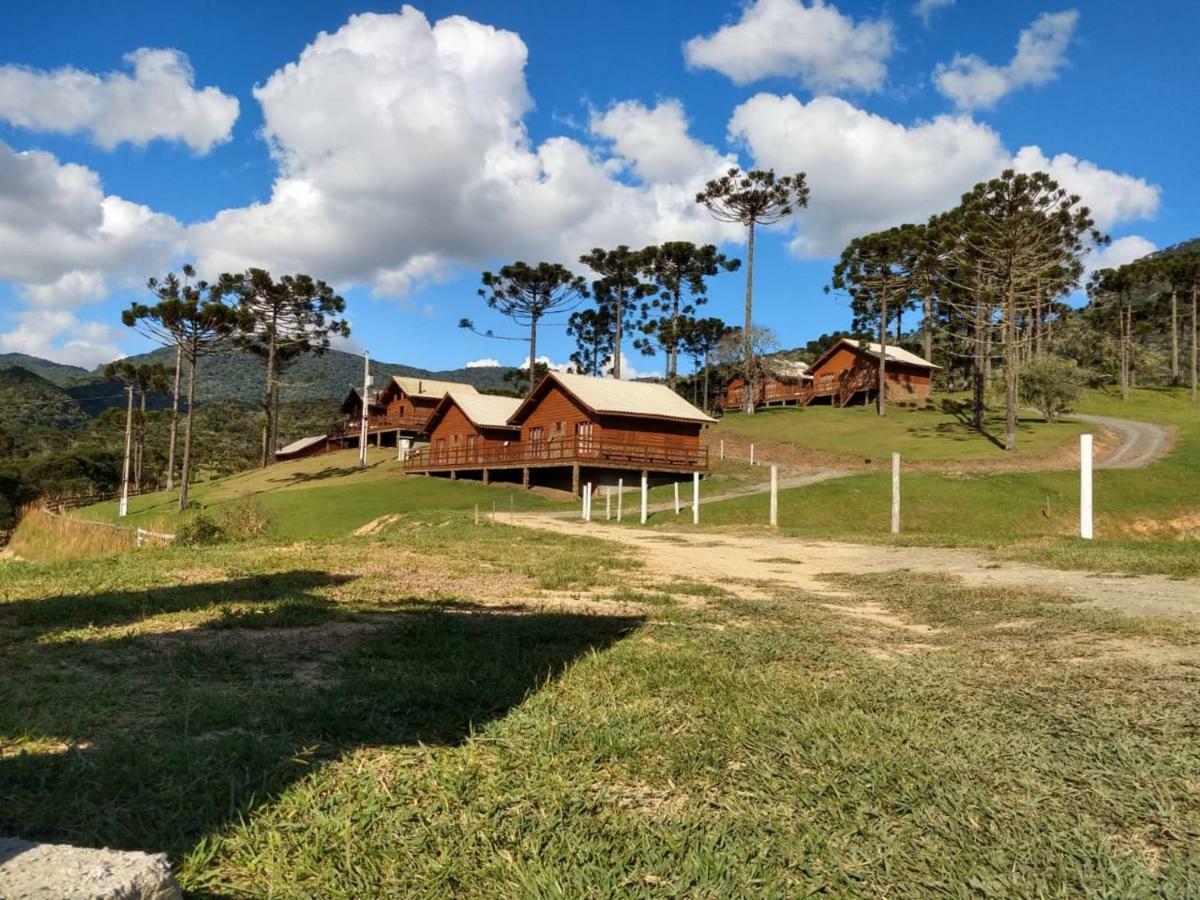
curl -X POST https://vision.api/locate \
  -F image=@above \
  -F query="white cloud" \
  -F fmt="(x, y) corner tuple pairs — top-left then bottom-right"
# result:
(934, 10), (1079, 110)
(465, 358), (502, 368)
(728, 93), (1159, 257)
(1086, 235), (1157, 276)
(0, 141), (183, 304)
(190, 8), (731, 297)
(0, 309), (126, 369)
(913, 0), (954, 26)
(610, 352), (662, 381)
(682, 0), (893, 93)
(589, 99), (732, 184)
(0, 48), (239, 154)
(519, 355), (571, 372)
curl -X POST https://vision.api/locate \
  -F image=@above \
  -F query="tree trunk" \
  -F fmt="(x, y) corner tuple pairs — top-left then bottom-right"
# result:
(742, 220), (756, 415)
(178, 353), (198, 512)
(703, 349), (711, 413)
(923, 297), (932, 364)
(1003, 289), (1018, 451)
(262, 329), (277, 468)
(895, 306), (902, 343)
(528, 314), (539, 396)
(613, 285), (623, 380)
(972, 302), (985, 430)
(166, 344), (182, 490)
(668, 287), (681, 390)
(1171, 288), (1180, 384)
(135, 391), (147, 490)
(1121, 298), (1131, 401)
(877, 289), (888, 418)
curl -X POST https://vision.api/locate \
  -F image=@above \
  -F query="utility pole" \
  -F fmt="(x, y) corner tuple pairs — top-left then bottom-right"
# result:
(119, 385), (134, 518)
(358, 350), (371, 469)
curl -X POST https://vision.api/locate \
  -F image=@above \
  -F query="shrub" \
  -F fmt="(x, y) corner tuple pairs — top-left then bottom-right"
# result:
(175, 514), (227, 547)
(219, 499), (273, 540)
(1020, 356), (1085, 423)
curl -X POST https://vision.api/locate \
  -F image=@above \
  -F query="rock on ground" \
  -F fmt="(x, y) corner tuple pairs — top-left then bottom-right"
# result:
(0, 837), (181, 900)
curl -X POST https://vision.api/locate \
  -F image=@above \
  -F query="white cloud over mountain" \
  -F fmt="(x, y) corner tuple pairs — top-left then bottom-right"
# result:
(683, 0), (893, 93)
(934, 10), (1079, 110)
(913, 0), (955, 27)
(0, 49), (239, 153)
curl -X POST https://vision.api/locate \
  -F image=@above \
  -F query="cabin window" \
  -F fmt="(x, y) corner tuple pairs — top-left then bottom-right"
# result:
(575, 421), (594, 454)
(466, 433), (477, 460)
(435, 437), (446, 462)
(529, 426), (545, 458)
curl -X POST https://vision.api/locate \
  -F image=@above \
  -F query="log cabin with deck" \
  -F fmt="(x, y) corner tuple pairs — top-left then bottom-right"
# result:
(422, 391), (521, 482)
(404, 371), (713, 494)
(721, 358), (811, 411)
(331, 377), (480, 451)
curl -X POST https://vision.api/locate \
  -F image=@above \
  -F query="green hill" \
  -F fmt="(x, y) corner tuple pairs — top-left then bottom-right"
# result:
(0, 353), (96, 388)
(0, 367), (90, 430)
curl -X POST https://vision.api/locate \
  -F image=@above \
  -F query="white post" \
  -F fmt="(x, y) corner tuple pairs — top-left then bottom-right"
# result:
(474, 504), (479, 526)
(119, 385), (133, 518)
(720, 439), (725, 460)
(769, 464), (778, 527)
(674, 482), (680, 515)
(606, 487), (612, 520)
(749, 443), (755, 466)
(398, 437), (411, 462)
(891, 452), (901, 535)
(640, 472), (648, 524)
(585, 483), (592, 522)
(358, 350), (371, 470)
(617, 478), (624, 522)
(1080, 433), (1093, 540)
(692, 471), (700, 525)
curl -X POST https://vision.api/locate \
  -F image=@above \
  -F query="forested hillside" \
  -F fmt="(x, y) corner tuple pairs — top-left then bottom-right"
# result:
(0, 368), (91, 430)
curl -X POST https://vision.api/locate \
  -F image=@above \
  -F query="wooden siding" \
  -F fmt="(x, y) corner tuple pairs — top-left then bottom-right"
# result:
(426, 402), (518, 463)
(520, 383), (702, 450)
(809, 345), (931, 403)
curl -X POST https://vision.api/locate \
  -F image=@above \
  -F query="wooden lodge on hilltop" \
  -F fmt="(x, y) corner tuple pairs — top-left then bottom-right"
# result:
(720, 339), (939, 412)
(332, 376), (480, 450)
(405, 371), (713, 494)
(723, 358), (811, 410)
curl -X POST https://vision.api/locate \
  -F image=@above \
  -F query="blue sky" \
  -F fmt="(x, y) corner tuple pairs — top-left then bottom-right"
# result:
(0, 0), (1195, 374)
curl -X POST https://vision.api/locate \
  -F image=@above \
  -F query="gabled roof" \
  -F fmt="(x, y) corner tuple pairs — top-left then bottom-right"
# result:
(339, 387), (383, 415)
(810, 338), (940, 372)
(764, 357), (812, 381)
(382, 375), (479, 401)
(510, 372), (714, 425)
(275, 434), (327, 457)
(424, 390), (521, 434)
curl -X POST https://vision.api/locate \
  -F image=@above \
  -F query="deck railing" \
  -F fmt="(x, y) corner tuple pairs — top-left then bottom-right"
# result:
(404, 436), (707, 473)
(331, 411), (432, 437)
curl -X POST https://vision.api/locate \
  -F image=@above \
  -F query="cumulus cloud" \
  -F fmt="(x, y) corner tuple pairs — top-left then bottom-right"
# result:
(934, 10), (1079, 110)
(728, 93), (1159, 257)
(1086, 235), (1157, 276)
(0, 48), (239, 153)
(465, 357), (502, 368)
(589, 99), (731, 184)
(0, 309), (126, 368)
(683, 0), (893, 93)
(913, 0), (954, 26)
(189, 8), (732, 296)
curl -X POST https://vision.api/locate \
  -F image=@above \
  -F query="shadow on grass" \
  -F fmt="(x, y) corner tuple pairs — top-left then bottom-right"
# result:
(0, 572), (641, 865)
(939, 398), (1006, 449)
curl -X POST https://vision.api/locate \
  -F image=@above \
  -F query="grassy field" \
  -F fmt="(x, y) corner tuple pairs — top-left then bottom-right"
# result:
(673, 388), (1200, 576)
(713, 398), (1089, 463)
(2, 520), (1198, 895)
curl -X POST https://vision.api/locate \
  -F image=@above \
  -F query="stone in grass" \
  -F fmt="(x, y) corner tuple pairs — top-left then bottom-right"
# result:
(0, 837), (181, 900)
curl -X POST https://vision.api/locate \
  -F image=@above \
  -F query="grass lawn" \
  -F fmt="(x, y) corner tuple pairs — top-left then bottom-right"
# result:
(713, 397), (1089, 462)
(72, 448), (567, 541)
(683, 388), (1200, 577)
(2, 521), (1198, 895)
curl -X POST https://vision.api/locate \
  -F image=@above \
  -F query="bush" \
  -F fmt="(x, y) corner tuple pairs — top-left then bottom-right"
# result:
(175, 514), (228, 547)
(1020, 356), (1085, 423)
(219, 499), (273, 540)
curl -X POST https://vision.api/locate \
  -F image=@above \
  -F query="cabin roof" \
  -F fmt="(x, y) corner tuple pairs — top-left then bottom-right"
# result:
(810, 338), (940, 372)
(764, 357), (812, 381)
(425, 391), (522, 433)
(276, 434), (326, 456)
(385, 375), (479, 400)
(511, 372), (715, 425)
(339, 387), (383, 415)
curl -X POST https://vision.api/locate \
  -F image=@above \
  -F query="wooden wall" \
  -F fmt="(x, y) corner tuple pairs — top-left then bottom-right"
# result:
(427, 403), (518, 459)
(521, 383), (702, 450)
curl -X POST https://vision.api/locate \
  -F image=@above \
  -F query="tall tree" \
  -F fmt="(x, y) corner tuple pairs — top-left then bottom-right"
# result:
(470, 262), (588, 395)
(681, 316), (732, 412)
(123, 269), (246, 510)
(566, 306), (614, 377)
(637, 242), (740, 389)
(578, 246), (655, 379)
(1087, 265), (1140, 401)
(829, 225), (919, 417)
(218, 269), (350, 467)
(944, 171), (1103, 450)
(696, 167), (809, 413)
(102, 362), (169, 490)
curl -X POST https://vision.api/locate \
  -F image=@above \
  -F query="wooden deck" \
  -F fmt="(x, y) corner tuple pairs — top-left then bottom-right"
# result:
(403, 436), (708, 475)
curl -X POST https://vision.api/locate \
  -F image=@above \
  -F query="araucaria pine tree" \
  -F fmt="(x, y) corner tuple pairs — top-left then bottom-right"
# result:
(696, 167), (808, 413)
(123, 268), (247, 511)
(578, 246), (655, 379)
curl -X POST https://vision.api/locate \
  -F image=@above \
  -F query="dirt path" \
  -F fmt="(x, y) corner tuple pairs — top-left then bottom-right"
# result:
(512, 514), (1200, 620)
(644, 469), (848, 514)
(1071, 414), (1175, 469)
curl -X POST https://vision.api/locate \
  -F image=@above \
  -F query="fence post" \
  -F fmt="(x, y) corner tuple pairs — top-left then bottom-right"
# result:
(606, 486), (612, 521)
(693, 471), (700, 525)
(585, 483), (593, 522)
(891, 452), (901, 535)
(474, 504), (479, 526)
(750, 443), (755, 466)
(1080, 433), (1093, 540)
(640, 471), (648, 524)
(769, 465), (778, 527)
(617, 478), (624, 522)
(720, 439), (725, 460)
(135, 527), (144, 548)
(674, 482), (680, 515)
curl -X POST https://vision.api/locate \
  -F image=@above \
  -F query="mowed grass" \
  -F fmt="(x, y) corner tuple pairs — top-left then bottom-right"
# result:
(684, 388), (1200, 576)
(2, 524), (1198, 895)
(74, 448), (566, 541)
(714, 397), (1089, 462)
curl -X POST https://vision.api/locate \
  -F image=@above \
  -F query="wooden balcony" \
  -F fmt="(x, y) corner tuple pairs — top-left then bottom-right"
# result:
(404, 436), (708, 475)
(330, 411), (432, 438)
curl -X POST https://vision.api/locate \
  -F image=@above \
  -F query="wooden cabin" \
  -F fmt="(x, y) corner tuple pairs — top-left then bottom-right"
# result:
(805, 339), (938, 407)
(333, 376), (479, 449)
(404, 372), (712, 493)
(423, 391), (521, 472)
(722, 358), (811, 411)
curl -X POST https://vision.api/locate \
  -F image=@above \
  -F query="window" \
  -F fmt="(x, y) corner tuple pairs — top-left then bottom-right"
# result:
(434, 437), (446, 462)
(575, 421), (594, 454)
(466, 433), (477, 461)
(529, 426), (545, 458)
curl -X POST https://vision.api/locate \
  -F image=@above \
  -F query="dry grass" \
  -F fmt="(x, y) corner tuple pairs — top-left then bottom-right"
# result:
(6, 505), (172, 561)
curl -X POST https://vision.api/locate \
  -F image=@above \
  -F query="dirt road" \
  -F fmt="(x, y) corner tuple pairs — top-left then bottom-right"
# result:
(1072, 414), (1175, 469)
(513, 513), (1200, 620)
